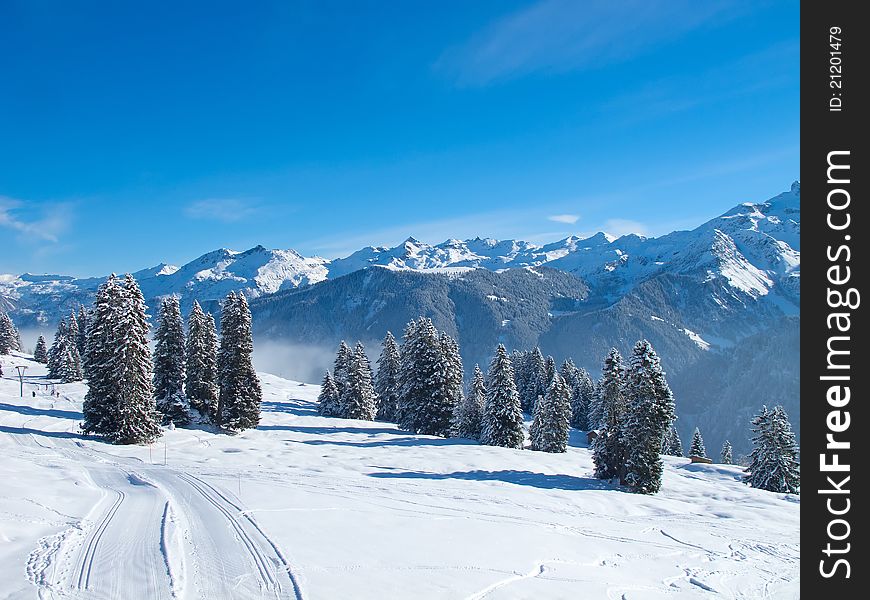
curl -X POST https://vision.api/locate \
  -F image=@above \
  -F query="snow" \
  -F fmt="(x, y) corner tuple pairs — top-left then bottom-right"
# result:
(1, 353), (799, 599)
(681, 328), (711, 351)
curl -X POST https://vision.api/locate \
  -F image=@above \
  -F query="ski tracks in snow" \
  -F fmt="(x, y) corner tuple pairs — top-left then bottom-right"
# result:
(23, 440), (304, 600)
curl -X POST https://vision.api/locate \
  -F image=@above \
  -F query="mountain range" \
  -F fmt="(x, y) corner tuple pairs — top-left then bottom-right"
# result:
(0, 182), (800, 454)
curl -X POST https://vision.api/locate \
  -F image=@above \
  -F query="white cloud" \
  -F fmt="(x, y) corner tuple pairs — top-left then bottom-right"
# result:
(0, 196), (71, 242)
(547, 214), (579, 224)
(602, 219), (649, 237)
(184, 198), (259, 222)
(436, 0), (738, 86)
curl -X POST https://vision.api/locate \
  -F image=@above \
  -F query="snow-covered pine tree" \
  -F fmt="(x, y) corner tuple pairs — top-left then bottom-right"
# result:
(47, 320), (69, 379)
(520, 347), (547, 414)
(57, 336), (83, 383)
(689, 427), (707, 458)
(563, 360), (594, 430)
(185, 301), (219, 421)
(33, 335), (48, 363)
(77, 305), (89, 356)
(620, 340), (676, 494)
(662, 423), (684, 457)
(396, 318), (439, 433)
(592, 348), (627, 480)
(453, 364), (485, 440)
(82, 275), (124, 436)
(530, 371), (571, 453)
(332, 341), (353, 398)
(744, 406), (800, 493)
(217, 292), (262, 431)
(544, 355), (556, 385)
(339, 342), (377, 420)
(481, 344), (524, 449)
(67, 309), (79, 357)
(153, 297), (190, 426)
(428, 331), (464, 436)
(0, 312), (16, 354)
(374, 331), (401, 422)
(109, 274), (163, 444)
(317, 371), (341, 416)
(721, 440), (733, 465)
(586, 379), (602, 430)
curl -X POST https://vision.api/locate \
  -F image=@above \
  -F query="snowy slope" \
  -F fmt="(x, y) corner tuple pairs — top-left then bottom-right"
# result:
(1, 183), (799, 328)
(1, 353), (799, 599)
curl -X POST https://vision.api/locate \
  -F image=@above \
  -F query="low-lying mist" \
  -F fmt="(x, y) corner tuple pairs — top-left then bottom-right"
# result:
(252, 339), (338, 385)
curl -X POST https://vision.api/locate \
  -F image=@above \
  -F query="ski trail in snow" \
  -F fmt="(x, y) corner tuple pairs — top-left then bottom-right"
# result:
(465, 562), (547, 600)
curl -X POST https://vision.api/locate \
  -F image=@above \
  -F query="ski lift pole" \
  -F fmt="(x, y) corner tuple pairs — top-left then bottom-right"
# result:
(14, 365), (27, 397)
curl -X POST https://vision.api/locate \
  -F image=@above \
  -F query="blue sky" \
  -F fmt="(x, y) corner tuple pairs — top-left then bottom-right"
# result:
(1, 0), (799, 277)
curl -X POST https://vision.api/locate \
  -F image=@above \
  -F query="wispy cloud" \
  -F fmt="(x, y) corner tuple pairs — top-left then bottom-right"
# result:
(184, 198), (260, 222)
(0, 196), (71, 242)
(436, 0), (738, 86)
(548, 214), (579, 224)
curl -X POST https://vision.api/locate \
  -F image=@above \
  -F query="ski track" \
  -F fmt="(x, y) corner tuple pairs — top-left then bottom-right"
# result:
(11, 433), (304, 600)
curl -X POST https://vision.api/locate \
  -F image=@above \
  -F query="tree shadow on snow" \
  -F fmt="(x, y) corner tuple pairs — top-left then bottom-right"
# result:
(257, 424), (404, 436)
(293, 436), (472, 448)
(0, 424), (94, 441)
(260, 400), (319, 416)
(368, 469), (613, 491)
(0, 401), (82, 420)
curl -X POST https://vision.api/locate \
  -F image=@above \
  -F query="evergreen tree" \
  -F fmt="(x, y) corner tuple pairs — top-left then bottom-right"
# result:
(592, 348), (627, 480)
(721, 440), (733, 465)
(620, 340), (676, 494)
(587, 379), (604, 430)
(339, 342), (377, 420)
(374, 332), (401, 422)
(396, 318), (439, 433)
(562, 360), (594, 430)
(689, 427), (707, 458)
(110, 275), (163, 444)
(744, 406), (800, 494)
(67, 309), (79, 357)
(332, 341), (353, 397)
(317, 371), (341, 416)
(217, 292), (262, 431)
(662, 424), (684, 457)
(57, 339), (83, 383)
(83, 275), (125, 436)
(47, 320), (69, 379)
(77, 305), (89, 357)
(481, 344), (524, 449)
(454, 364), (485, 440)
(153, 297), (190, 426)
(0, 311), (17, 354)
(520, 348), (547, 414)
(33, 335), (48, 363)
(432, 332), (464, 435)
(530, 372), (571, 453)
(185, 301), (219, 420)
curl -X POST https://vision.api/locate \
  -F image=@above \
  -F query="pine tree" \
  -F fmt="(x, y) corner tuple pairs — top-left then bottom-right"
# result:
(433, 332), (464, 435)
(57, 339), (83, 383)
(689, 427), (707, 458)
(587, 379), (604, 430)
(454, 364), (485, 440)
(519, 348), (547, 414)
(217, 293), (262, 431)
(0, 311), (17, 354)
(396, 318), (443, 434)
(592, 348), (627, 480)
(562, 360), (594, 430)
(662, 424), (684, 457)
(530, 372), (571, 453)
(67, 309), (79, 357)
(317, 371), (341, 416)
(47, 320), (69, 379)
(374, 332), (401, 422)
(185, 301), (218, 421)
(339, 342), (377, 420)
(332, 341), (353, 398)
(83, 275), (125, 436)
(481, 344), (524, 449)
(110, 275), (163, 444)
(721, 440), (733, 465)
(153, 297), (190, 426)
(620, 340), (676, 494)
(77, 305), (89, 356)
(744, 406), (800, 493)
(33, 335), (48, 363)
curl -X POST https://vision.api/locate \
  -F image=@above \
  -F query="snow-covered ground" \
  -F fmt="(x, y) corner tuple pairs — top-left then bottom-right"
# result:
(0, 353), (799, 599)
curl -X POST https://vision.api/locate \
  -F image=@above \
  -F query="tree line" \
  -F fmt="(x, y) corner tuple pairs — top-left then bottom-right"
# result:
(318, 317), (799, 495)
